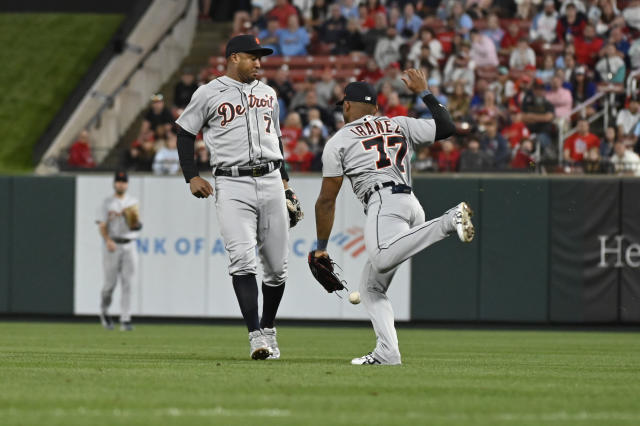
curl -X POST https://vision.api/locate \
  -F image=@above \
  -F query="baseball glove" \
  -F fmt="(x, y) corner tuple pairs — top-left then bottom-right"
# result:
(285, 188), (304, 228)
(122, 204), (141, 230)
(308, 251), (346, 293)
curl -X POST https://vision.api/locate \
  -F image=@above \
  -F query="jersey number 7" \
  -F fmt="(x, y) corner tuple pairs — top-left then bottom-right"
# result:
(361, 135), (408, 172)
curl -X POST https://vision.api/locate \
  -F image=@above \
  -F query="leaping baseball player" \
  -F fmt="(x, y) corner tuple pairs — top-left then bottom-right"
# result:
(311, 70), (475, 365)
(175, 35), (303, 360)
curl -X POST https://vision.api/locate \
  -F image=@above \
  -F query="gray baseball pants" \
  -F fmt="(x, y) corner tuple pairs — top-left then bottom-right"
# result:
(101, 241), (136, 322)
(361, 188), (455, 365)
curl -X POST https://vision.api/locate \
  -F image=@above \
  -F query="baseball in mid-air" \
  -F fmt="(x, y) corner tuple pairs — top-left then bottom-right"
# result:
(349, 291), (361, 305)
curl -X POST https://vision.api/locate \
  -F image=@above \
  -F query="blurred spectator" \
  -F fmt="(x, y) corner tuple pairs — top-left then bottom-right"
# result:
(277, 15), (310, 56)
(470, 28), (499, 67)
(335, 18), (365, 54)
(509, 38), (536, 70)
(480, 121), (510, 169)
(570, 66), (597, 108)
(474, 89), (507, 127)
(302, 120), (326, 171)
(595, 42), (626, 83)
(125, 135), (156, 172)
(173, 69), (198, 109)
(502, 111), (531, 149)
(451, 2), (473, 38)
(310, 0), (329, 27)
(358, 58), (384, 85)
(413, 145), (436, 172)
(448, 81), (472, 120)
(521, 80), (555, 157)
(515, 0), (539, 20)
(490, 66), (516, 105)
(459, 138), (491, 172)
(600, 126), (617, 157)
(483, 13), (505, 49)
(583, 146), (613, 174)
(413, 79), (447, 118)
(574, 24), (603, 67)
(500, 21), (523, 55)
(374, 27), (403, 69)
(152, 131), (180, 175)
(361, 0), (386, 29)
(609, 26), (630, 57)
(195, 140), (210, 172)
(545, 75), (573, 120)
(408, 28), (443, 68)
(302, 111), (329, 138)
(258, 17), (282, 55)
(363, 12), (388, 55)
(375, 63), (410, 95)
(287, 140), (314, 171)
(268, 66), (295, 107)
(563, 119), (600, 163)
(268, 0), (298, 28)
(629, 36), (640, 69)
(536, 54), (556, 84)
(384, 92), (408, 118)
(443, 51), (475, 96)
(396, 3), (422, 41)
(229, 10), (251, 39)
(340, 0), (359, 19)
(610, 139), (640, 176)
(281, 112), (303, 154)
(67, 130), (96, 168)
(438, 139), (460, 172)
(557, 3), (587, 43)
(530, 0), (558, 43)
(596, 0), (625, 36)
(617, 98), (640, 137)
(139, 94), (173, 139)
(315, 69), (336, 107)
(511, 138), (536, 169)
(295, 89), (333, 128)
(250, 2), (267, 30)
(319, 3), (347, 51)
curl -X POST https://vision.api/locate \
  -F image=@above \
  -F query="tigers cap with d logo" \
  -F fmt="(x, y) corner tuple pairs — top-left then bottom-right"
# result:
(336, 81), (377, 106)
(225, 34), (273, 58)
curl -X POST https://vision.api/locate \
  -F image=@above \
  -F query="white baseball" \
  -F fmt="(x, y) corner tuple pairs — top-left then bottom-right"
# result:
(349, 291), (361, 305)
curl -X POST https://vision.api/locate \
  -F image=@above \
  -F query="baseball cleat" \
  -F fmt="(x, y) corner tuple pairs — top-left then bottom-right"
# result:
(351, 352), (382, 365)
(262, 327), (280, 360)
(120, 321), (134, 331)
(249, 330), (272, 360)
(453, 202), (475, 243)
(99, 312), (114, 330)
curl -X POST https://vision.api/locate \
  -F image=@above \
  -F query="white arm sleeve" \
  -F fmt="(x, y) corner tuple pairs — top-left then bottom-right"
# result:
(391, 116), (436, 147)
(175, 85), (209, 135)
(272, 98), (282, 137)
(321, 140), (343, 177)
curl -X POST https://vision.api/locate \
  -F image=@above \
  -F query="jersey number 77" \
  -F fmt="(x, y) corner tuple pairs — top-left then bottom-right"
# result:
(361, 135), (408, 172)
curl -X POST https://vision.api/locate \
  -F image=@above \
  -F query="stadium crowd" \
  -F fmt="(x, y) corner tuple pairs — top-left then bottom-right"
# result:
(67, 0), (640, 176)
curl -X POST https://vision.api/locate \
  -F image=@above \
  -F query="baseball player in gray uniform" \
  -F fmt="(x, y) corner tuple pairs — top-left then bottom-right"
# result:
(97, 171), (142, 331)
(175, 35), (303, 360)
(313, 70), (475, 365)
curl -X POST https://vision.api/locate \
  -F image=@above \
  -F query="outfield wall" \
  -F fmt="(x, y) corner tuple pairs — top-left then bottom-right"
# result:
(0, 175), (638, 323)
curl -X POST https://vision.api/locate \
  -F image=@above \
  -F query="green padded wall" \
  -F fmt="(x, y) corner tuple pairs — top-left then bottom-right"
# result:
(478, 179), (549, 321)
(411, 177), (481, 320)
(10, 176), (75, 314)
(621, 180), (640, 322)
(0, 177), (10, 312)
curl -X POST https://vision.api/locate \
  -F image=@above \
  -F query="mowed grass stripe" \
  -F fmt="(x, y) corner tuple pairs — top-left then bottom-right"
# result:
(0, 322), (639, 426)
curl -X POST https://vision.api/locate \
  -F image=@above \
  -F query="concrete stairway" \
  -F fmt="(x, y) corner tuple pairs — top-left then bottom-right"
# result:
(101, 19), (231, 168)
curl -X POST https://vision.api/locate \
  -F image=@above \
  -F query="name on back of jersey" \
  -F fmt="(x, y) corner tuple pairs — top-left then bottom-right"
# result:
(218, 93), (275, 126)
(349, 119), (401, 138)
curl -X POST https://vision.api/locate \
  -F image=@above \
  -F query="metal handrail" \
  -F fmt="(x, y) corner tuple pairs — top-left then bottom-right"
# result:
(556, 90), (609, 165)
(85, 0), (193, 130)
(626, 69), (640, 98)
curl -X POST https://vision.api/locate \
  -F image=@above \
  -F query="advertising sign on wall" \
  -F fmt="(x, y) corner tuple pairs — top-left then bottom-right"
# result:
(74, 175), (411, 320)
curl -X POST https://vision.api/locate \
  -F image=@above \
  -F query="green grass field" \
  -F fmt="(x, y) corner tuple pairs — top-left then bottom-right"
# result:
(0, 14), (123, 173)
(1, 322), (639, 425)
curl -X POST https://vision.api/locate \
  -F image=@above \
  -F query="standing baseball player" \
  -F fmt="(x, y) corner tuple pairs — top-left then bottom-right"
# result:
(312, 70), (474, 365)
(97, 171), (142, 331)
(175, 35), (303, 360)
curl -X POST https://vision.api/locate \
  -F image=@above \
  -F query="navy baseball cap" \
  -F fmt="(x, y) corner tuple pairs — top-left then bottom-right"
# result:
(114, 171), (128, 182)
(225, 34), (273, 58)
(336, 82), (377, 106)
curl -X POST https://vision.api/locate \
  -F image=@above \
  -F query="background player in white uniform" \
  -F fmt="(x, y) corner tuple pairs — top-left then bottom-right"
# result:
(97, 171), (142, 331)
(176, 35), (301, 360)
(314, 71), (475, 365)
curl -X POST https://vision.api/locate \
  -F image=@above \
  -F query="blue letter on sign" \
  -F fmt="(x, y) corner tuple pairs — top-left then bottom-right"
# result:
(154, 238), (166, 254)
(175, 238), (190, 255)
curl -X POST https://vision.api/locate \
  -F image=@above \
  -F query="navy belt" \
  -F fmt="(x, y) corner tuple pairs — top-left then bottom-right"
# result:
(363, 181), (412, 204)
(112, 238), (132, 244)
(215, 160), (282, 177)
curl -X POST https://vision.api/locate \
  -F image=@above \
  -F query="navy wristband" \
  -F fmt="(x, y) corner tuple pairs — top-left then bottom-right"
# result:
(316, 239), (328, 250)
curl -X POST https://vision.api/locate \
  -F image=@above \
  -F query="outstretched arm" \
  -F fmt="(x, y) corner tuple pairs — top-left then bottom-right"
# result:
(314, 176), (343, 256)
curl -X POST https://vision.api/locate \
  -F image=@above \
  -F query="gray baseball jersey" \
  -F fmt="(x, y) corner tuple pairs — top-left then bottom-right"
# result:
(321, 114), (436, 203)
(176, 76), (282, 168)
(97, 194), (140, 324)
(322, 113), (462, 365)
